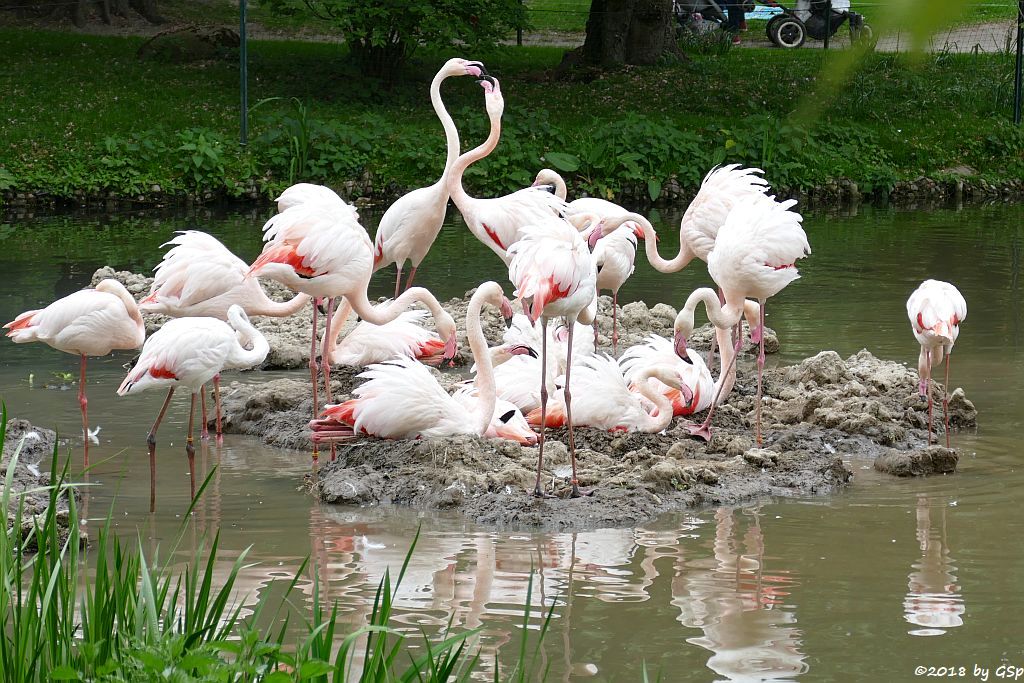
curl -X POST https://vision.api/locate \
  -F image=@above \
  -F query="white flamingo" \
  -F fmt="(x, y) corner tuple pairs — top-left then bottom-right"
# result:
(907, 279), (967, 447)
(5, 279), (145, 466)
(372, 58), (487, 297)
(116, 304), (268, 510)
(310, 282), (536, 445)
(673, 197), (809, 444)
(325, 307), (449, 368)
(620, 334), (717, 417)
(448, 77), (567, 264)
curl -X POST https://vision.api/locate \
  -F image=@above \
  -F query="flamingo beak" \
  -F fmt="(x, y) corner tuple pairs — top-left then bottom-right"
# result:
(679, 383), (694, 406)
(508, 344), (538, 358)
(674, 331), (689, 359)
(466, 61), (487, 77)
(497, 426), (537, 446)
(500, 297), (514, 327)
(442, 334), (458, 367)
(587, 224), (605, 252)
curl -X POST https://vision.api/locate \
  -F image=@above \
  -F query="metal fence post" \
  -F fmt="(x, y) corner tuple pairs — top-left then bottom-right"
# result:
(823, 0), (831, 50)
(240, 0), (249, 145)
(1015, 0), (1023, 124)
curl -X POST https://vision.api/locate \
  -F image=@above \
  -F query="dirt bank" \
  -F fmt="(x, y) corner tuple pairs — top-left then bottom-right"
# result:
(202, 287), (975, 529)
(2, 419), (81, 548)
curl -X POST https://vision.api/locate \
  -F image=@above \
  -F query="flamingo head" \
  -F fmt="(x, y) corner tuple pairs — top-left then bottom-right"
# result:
(489, 404), (539, 446)
(478, 75), (503, 114)
(500, 296), (514, 327)
(675, 375), (695, 406)
(437, 312), (459, 367)
(673, 330), (689, 360)
(507, 343), (538, 358)
(532, 168), (562, 192)
(587, 221), (607, 251)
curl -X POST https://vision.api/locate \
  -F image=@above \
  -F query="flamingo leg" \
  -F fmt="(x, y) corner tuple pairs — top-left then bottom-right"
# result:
(612, 291), (619, 355)
(310, 299), (321, 464)
(187, 392), (197, 501)
(565, 322), (591, 498)
(592, 320), (599, 349)
(320, 296), (337, 461)
(688, 331), (743, 441)
(755, 299), (766, 447)
(394, 265), (403, 300)
(146, 387), (175, 513)
(200, 385), (210, 441)
(943, 352), (951, 448)
(78, 354), (89, 467)
(533, 318), (551, 498)
(404, 266), (418, 292)
(926, 349), (934, 446)
(213, 374), (223, 445)
(707, 325), (718, 368)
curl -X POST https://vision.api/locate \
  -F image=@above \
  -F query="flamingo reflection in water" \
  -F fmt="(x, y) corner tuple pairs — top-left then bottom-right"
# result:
(671, 507), (808, 681)
(904, 495), (965, 636)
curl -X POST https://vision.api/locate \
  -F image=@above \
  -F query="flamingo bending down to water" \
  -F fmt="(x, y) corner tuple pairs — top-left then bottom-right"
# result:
(527, 353), (693, 433)
(5, 279), (146, 466)
(117, 304), (268, 511)
(907, 280), (967, 447)
(248, 195), (458, 459)
(373, 58), (487, 297)
(448, 77), (567, 264)
(310, 282), (536, 445)
(508, 216), (600, 498)
(673, 197), (809, 444)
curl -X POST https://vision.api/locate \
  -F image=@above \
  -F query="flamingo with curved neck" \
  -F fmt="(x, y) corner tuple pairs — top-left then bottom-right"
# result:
(373, 58), (486, 297)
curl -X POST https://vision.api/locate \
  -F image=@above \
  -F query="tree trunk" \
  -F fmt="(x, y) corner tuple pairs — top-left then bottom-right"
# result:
(129, 0), (163, 24)
(581, 0), (680, 66)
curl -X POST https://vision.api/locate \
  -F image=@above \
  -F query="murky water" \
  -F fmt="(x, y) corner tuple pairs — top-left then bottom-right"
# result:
(1, 201), (1023, 681)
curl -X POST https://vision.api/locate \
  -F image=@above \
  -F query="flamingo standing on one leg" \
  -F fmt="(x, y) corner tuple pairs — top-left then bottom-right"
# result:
(310, 281), (536, 445)
(907, 280), (967, 448)
(5, 279), (145, 466)
(248, 196), (458, 460)
(139, 230), (311, 441)
(508, 216), (601, 498)
(448, 77), (567, 265)
(372, 58), (487, 297)
(117, 304), (268, 511)
(673, 197), (809, 444)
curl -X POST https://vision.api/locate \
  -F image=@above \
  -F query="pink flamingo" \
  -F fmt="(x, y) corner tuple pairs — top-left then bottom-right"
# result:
(310, 282), (536, 445)
(508, 215), (600, 497)
(140, 230), (310, 439)
(372, 58), (487, 297)
(5, 279), (145, 466)
(276, 182), (360, 220)
(620, 334), (717, 417)
(117, 304), (268, 510)
(907, 279), (967, 447)
(448, 77), (567, 264)
(324, 307), (449, 368)
(673, 197), (809, 444)
(527, 353), (693, 433)
(247, 195), (458, 459)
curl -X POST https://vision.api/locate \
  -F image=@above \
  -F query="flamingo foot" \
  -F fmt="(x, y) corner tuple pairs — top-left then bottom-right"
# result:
(569, 482), (595, 498)
(216, 434), (224, 446)
(532, 484), (556, 499)
(686, 421), (713, 442)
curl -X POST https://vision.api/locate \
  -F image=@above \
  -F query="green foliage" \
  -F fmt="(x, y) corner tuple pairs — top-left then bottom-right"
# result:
(264, 0), (527, 77)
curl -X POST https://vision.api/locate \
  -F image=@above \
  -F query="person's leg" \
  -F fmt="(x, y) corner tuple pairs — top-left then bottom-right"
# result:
(724, 1), (744, 42)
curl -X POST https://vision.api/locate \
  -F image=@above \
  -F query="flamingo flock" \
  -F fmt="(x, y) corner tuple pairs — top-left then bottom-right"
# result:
(4, 58), (968, 506)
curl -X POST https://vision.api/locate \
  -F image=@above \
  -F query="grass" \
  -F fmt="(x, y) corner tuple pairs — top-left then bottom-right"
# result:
(0, 27), (1020, 203)
(525, 0), (590, 33)
(0, 408), (557, 681)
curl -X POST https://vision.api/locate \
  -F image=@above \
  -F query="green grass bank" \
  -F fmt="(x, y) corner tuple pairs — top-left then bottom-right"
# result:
(1, 28), (1022, 208)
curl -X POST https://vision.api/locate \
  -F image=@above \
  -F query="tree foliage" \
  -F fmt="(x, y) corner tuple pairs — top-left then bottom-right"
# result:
(267, 0), (528, 77)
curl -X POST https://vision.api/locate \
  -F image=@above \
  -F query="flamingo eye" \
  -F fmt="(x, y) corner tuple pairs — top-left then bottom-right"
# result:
(499, 409), (516, 424)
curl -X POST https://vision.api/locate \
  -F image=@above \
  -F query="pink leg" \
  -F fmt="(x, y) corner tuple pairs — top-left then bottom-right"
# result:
(394, 266), (403, 300)
(147, 387), (175, 513)
(320, 296), (337, 461)
(214, 374), (223, 445)
(612, 292), (619, 355)
(926, 349), (933, 446)
(565, 323), (592, 498)
(310, 300), (321, 464)
(707, 327), (718, 368)
(755, 299), (766, 447)
(592, 320), (599, 349)
(943, 353), (951, 448)
(688, 332), (744, 441)
(533, 318), (552, 498)
(404, 266), (418, 292)
(187, 392), (197, 501)
(200, 385), (210, 440)
(78, 354), (90, 467)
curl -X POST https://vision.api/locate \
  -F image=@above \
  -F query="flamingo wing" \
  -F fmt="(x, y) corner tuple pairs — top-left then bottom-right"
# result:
(276, 183), (359, 221)
(373, 185), (447, 268)
(6, 289), (139, 356)
(620, 335), (714, 416)
(508, 218), (593, 319)
(907, 280), (966, 343)
(332, 310), (444, 367)
(681, 164), (771, 261)
(145, 231), (250, 308)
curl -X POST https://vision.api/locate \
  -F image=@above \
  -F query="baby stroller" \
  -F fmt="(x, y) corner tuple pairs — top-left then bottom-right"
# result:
(760, 0), (871, 48)
(673, 0), (754, 34)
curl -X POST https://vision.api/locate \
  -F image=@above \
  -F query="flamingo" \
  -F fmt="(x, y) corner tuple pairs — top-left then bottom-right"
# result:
(527, 353), (692, 433)
(116, 304), (268, 511)
(673, 197), (809, 444)
(508, 215), (600, 498)
(324, 307), (449, 368)
(620, 334), (717, 417)
(248, 195), (458, 459)
(139, 230), (310, 437)
(585, 221), (637, 353)
(448, 77), (567, 264)
(372, 58), (487, 297)
(310, 282), (536, 445)
(4, 279), (145, 466)
(276, 182), (360, 220)
(907, 280), (967, 447)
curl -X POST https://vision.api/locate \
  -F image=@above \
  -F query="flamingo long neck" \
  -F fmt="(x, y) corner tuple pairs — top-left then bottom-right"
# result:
(606, 213), (695, 274)
(227, 309), (270, 367)
(447, 101), (502, 212)
(325, 297), (355, 351)
(102, 281), (145, 337)
(550, 174), (567, 201)
(711, 324), (737, 405)
(430, 69), (461, 186)
(466, 289), (497, 437)
(249, 283), (312, 317)
(346, 285), (447, 331)
(680, 287), (744, 334)
(633, 367), (676, 432)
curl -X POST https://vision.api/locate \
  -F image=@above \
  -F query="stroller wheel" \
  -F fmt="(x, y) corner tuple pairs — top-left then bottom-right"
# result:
(768, 15), (806, 48)
(851, 22), (874, 45)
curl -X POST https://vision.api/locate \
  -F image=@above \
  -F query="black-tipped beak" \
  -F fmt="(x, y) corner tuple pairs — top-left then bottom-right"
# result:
(317, 299), (328, 315)
(477, 74), (496, 86)
(679, 353), (694, 365)
(472, 62), (488, 76)
(503, 314), (513, 328)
